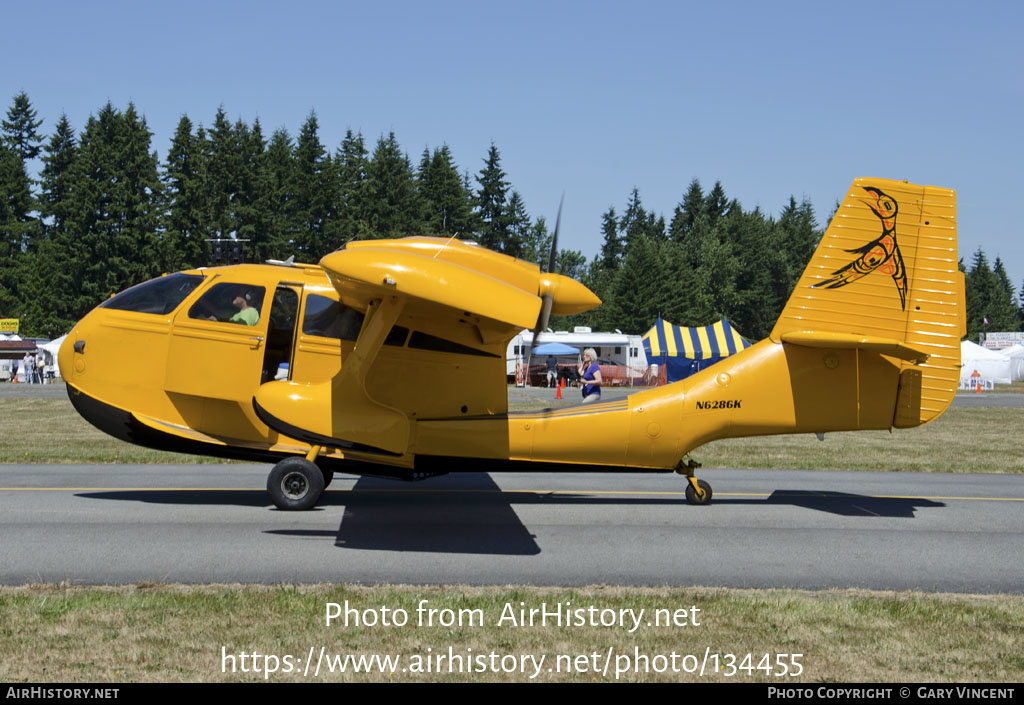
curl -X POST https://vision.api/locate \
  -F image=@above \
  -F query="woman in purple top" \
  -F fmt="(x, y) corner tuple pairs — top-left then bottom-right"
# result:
(578, 348), (602, 404)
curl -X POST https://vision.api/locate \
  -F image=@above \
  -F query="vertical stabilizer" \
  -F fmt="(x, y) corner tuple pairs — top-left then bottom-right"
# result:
(771, 178), (962, 426)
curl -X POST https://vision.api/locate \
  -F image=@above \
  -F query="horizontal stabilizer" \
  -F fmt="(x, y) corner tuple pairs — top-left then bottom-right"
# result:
(780, 331), (930, 364)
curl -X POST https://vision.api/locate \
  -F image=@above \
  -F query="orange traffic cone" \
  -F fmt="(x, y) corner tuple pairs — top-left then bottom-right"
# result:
(976, 380), (982, 394)
(556, 377), (563, 399)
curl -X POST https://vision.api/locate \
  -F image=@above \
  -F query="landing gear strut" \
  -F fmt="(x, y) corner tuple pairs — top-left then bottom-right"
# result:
(676, 456), (712, 506)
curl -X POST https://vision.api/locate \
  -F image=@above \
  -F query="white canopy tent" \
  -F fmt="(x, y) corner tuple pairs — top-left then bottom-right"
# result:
(38, 334), (67, 379)
(960, 340), (1012, 386)
(1003, 343), (1024, 382)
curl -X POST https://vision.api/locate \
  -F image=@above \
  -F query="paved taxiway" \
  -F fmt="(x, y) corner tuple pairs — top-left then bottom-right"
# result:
(1, 463), (1021, 592)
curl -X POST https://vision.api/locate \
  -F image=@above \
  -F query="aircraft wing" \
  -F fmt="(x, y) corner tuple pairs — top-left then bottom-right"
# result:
(253, 237), (601, 458)
(320, 237), (599, 335)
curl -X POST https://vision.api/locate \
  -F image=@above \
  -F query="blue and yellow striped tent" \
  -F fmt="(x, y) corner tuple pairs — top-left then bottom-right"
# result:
(641, 318), (752, 382)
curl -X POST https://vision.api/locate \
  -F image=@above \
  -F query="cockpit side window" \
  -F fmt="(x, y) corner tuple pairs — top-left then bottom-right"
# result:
(188, 283), (266, 326)
(99, 273), (205, 315)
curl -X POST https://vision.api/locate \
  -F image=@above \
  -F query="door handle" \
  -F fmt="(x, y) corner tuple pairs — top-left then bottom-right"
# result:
(249, 336), (264, 349)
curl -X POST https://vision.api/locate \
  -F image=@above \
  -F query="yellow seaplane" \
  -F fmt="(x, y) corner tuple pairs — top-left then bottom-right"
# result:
(59, 178), (964, 510)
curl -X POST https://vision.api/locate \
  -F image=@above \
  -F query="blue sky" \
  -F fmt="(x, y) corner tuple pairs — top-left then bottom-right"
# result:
(5, 0), (1023, 288)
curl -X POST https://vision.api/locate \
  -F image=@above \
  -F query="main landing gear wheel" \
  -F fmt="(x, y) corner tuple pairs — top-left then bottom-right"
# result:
(268, 457), (325, 511)
(685, 479), (712, 506)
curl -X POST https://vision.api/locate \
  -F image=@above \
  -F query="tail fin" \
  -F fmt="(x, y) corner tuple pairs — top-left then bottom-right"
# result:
(771, 178), (964, 426)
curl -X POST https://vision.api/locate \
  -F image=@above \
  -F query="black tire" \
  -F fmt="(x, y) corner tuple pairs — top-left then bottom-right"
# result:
(685, 479), (712, 506)
(320, 466), (334, 488)
(267, 457), (325, 511)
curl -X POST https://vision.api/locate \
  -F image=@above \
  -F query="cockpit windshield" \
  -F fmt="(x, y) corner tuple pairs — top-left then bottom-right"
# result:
(98, 273), (205, 315)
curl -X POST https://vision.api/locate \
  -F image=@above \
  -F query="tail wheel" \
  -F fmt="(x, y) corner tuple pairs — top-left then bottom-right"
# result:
(268, 457), (325, 511)
(685, 479), (712, 506)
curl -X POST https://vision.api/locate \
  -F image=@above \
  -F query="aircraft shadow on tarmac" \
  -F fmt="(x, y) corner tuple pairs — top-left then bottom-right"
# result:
(78, 476), (946, 555)
(755, 490), (945, 517)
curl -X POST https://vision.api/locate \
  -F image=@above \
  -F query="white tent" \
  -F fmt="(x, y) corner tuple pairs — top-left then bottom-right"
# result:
(1003, 344), (1024, 382)
(960, 340), (1012, 386)
(38, 334), (67, 379)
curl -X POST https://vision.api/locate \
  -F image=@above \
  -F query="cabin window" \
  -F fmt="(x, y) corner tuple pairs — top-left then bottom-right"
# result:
(99, 273), (204, 315)
(302, 294), (363, 340)
(187, 283), (266, 326)
(300, 293), (409, 346)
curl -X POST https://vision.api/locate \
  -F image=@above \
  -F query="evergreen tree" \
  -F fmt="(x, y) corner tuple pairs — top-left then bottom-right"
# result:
(335, 129), (369, 242)
(205, 106), (237, 240)
(1, 91), (44, 162)
(364, 131), (421, 238)
(160, 114), (209, 270)
(669, 178), (704, 243)
(505, 191), (531, 259)
(965, 248), (999, 340)
(990, 256), (1018, 331)
(522, 215), (553, 268)
(263, 128), (298, 258)
(418, 144), (473, 236)
(598, 206), (623, 271)
(777, 196), (820, 289)
(234, 118), (276, 263)
(705, 181), (729, 225)
(474, 143), (510, 251)
(604, 233), (668, 333)
(58, 102), (162, 324)
(38, 114), (77, 236)
(292, 111), (338, 257)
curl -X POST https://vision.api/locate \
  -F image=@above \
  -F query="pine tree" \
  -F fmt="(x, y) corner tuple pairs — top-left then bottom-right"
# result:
(263, 128), (298, 258)
(474, 143), (510, 251)
(60, 102), (162, 322)
(778, 196), (820, 289)
(705, 181), (729, 225)
(1, 91), (44, 162)
(161, 115), (209, 270)
(598, 206), (623, 271)
(990, 256), (1018, 331)
(364, 131), (421, 238)
(38, 114), (77, 236)
(292, 111), (338, 257)
(234, 118), (276, 262)
(522, 215), (553, 268)
(206, 106), (237, 240)
(669, 178), (704, 243)
(505, 191), (531, 259)
(965, 248), (998, 340)
(335, 129), (369, 242)
(418, 144), (473, 236)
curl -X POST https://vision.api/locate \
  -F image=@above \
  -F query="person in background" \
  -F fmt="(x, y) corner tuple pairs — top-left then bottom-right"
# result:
(22, 352), (34, 384)
(578, 348), (602, 404)
(546, 355), (558, 388)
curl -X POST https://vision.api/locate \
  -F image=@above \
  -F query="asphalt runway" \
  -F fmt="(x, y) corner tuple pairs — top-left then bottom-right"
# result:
(1, 463), (1021, 592)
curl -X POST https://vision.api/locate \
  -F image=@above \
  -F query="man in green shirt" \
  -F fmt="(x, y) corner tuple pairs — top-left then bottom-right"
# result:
(229, 291), (260, 326)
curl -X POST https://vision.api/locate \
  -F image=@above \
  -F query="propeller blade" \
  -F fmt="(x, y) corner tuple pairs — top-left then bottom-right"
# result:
(547, 194), (563, 274)
(524, 195), (564, 384)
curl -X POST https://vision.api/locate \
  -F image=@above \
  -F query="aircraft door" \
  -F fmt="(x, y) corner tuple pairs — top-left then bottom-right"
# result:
(165, 280), (270, 401)
(260, 285), (301, 384)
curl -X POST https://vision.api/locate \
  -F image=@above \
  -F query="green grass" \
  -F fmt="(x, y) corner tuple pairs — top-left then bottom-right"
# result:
(1, 585), (1021, 683)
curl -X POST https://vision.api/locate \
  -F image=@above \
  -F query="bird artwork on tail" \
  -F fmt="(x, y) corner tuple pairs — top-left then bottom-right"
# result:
(813, 186), (908, 310)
